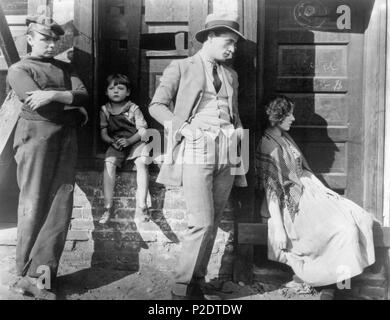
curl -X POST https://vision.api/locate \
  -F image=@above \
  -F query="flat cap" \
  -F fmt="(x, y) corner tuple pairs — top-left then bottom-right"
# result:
(26, 15), (64, 39)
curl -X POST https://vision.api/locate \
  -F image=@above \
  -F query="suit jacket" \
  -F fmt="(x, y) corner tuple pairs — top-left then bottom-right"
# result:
(149, 52), (247, 187)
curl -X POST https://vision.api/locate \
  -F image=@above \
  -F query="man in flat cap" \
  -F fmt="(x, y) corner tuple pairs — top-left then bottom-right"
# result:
(149, 13), (247, 300)
(7, 15), (88, 299)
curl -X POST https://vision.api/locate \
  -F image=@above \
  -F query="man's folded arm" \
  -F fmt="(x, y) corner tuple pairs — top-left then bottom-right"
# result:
(69, 74), (89, 106)
(7, 65), (40, 101)
(7, 64), (88, 106)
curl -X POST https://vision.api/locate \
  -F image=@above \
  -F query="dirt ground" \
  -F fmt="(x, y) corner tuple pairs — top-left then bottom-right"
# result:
(0, 246), (320, 300)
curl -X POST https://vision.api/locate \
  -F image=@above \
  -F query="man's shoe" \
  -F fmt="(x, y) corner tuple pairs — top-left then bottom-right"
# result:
(171, 284), (205, 300)
(11, 276), (57, 300)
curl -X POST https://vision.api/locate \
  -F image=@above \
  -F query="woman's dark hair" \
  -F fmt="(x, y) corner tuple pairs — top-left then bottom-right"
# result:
(106, 73), (131, 90)
(264, 95), (295, 126)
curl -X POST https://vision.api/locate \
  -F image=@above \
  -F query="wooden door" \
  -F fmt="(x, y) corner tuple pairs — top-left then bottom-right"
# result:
(96, 0), (196, 155)
(139, 0), (191, 130)
(263, 0), (370, 205)
(95, 0), (142, 155)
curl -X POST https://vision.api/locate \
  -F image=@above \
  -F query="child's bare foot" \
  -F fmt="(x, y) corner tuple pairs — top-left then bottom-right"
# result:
(99, 208), (112, 224)
(135, 206), (151, 223)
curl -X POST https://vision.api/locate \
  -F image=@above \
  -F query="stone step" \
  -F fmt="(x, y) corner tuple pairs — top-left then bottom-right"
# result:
(252, 264), (293, 284)
(1, 169), (236, 282)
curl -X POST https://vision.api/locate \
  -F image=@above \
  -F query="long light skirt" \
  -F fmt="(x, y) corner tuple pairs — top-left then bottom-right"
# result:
(268, 170), (376, 287)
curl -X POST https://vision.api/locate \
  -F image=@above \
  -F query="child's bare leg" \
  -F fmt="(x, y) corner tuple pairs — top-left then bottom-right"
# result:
(101, 161), (117, 223)
(134, 156), (150, 221)
(135, 156), (149, 207)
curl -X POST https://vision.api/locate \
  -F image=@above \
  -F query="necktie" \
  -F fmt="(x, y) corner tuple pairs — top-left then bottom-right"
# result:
(212, 64), (222, 93)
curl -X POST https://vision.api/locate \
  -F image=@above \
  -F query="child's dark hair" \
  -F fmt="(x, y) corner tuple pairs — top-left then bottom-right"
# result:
(265, 95), (295, 125)
(106, 74), (131, 90)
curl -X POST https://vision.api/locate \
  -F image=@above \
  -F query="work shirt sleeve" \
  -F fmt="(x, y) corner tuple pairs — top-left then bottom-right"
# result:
(130, 104), (148, 141)
(7, 64), (40, 102)
(69, 69), (89, 106)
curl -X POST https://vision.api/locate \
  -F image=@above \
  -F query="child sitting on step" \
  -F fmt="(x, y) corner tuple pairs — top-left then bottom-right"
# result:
(99, 74), (151, 224)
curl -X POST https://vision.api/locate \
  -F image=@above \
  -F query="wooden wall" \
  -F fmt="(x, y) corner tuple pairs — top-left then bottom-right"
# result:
(363, 0), (386, 221)
(0, 0), (28, 104)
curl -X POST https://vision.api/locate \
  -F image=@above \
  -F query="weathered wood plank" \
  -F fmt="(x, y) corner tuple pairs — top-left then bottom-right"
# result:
(145, 0), (189, 23)
(238, 223), (390, 248)
(384, 0), (390, 227)
(0, 4), (20, 66)
(0, 92), (22, 154)
(363, 0), (386, 221)
(277, 0), (368, 33)
(233, 0), (258, 286)
(1, 0), (28, 15)
(4, 15), (26, 25)
(188, 0), (209, 56)
(298, 144), (346, 174)
(287, 94), (348, 126)
(290, 126), (349, 142)
(318, 173), (347, 190)
(278, 30), (350, 44)
(0, 5), (21, 166)
(278, 45), (347, 77)
(148, 25), (189, 33)
(277, 77), (348, 93)
(27, 0), (49, 16)
(145, 49), (188, 58)
(73, 0), (94, 158)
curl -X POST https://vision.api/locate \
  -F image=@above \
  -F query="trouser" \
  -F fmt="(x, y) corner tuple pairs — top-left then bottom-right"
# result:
(13, 118), (78, 282)
(173, 133), (235, 296)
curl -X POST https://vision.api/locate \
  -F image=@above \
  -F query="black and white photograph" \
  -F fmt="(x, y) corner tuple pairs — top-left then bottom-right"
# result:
(0, 0), (389, 307)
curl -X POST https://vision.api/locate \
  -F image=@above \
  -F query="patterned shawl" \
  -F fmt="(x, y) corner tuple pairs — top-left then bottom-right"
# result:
(255, 129), (311, 222)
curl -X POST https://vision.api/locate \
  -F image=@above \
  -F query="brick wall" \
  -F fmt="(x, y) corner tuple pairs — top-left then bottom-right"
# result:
(61, 170), (236, 281)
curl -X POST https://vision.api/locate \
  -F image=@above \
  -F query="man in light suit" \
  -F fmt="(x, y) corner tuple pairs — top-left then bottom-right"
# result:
(149, 13), (247, 300)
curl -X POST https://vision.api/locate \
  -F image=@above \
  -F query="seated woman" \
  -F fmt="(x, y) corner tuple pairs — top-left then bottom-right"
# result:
(255, 95), (376, 299)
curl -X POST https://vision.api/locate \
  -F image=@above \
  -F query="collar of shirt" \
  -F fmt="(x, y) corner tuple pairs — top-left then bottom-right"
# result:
(199, 50), (220, 73)
(106, 101), (133, 115)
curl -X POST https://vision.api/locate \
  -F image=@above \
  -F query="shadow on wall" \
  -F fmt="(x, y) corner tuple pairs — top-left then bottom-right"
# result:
(57, 167), (174, 297)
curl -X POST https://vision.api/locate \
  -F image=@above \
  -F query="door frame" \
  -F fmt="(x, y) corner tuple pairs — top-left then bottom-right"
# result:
(362, 0), (387, 224)
(384, 0), (390, 227)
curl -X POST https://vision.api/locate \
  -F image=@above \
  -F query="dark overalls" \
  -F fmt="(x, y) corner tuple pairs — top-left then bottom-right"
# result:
(107, 112), (138, 141)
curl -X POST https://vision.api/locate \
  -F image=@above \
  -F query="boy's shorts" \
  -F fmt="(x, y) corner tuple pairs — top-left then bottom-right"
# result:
(105, 141), (150, 168)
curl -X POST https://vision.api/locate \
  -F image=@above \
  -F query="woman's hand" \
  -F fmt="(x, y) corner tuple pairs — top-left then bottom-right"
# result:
(275, 227), (288, 251)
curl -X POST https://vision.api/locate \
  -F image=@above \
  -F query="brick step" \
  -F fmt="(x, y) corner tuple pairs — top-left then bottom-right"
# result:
(60, 170), (236, 277)
(72, 197), (234, 220)
(74, 171), (235, 211)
